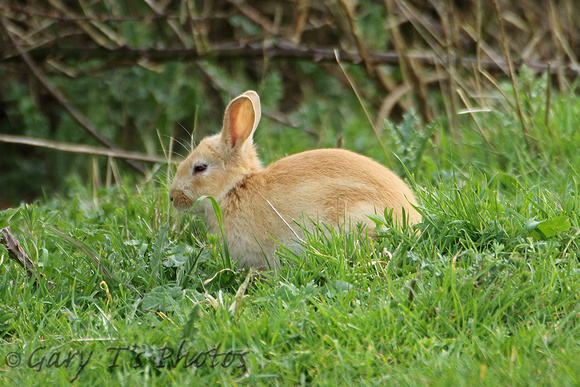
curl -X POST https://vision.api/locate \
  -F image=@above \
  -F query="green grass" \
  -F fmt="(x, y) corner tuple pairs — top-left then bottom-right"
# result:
(1, 73), (579, 385)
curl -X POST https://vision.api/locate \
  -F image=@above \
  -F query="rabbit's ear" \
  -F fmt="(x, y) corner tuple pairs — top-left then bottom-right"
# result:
(242, 90), (261, 129)
(221, 91), (261, 149)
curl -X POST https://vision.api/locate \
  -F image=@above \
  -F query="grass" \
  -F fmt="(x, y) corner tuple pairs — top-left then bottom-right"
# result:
(0, 71), (579, 385)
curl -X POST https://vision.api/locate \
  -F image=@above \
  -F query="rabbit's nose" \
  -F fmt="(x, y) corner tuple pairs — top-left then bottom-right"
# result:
(169, 189), (175, 202)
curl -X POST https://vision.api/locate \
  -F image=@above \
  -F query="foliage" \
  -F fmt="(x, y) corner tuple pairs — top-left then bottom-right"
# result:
(1, 0), (579, 205)
(0, 68), (579, 384)
(1, 0), (579, 384)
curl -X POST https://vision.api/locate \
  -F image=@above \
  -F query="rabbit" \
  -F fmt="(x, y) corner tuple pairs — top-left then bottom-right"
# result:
(169, 90), (421, 271)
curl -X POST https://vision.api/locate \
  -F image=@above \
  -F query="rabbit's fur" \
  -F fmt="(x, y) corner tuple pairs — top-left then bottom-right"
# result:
(170, 91), (421, 270)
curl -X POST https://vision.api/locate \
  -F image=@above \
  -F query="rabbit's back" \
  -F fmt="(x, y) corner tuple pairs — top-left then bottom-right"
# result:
(257, 148), (421, 225)
(216, 148), (420, 237)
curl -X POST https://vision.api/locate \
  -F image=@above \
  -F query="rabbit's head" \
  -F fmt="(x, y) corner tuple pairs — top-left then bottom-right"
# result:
(170, 91), (263, 212)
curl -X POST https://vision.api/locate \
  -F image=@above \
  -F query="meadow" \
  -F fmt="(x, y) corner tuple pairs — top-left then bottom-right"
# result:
(1, 0), (580, 384)
(1, 66), (579, 385)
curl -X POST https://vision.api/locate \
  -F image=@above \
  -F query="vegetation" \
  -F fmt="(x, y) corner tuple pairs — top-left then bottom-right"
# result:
(1, 0), (579, 385)
(1, 68), (578, 383)
(1, 0), (578, 203)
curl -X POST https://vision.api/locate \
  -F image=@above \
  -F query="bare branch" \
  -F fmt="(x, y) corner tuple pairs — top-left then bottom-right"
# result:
(1, 227), (37, 277)
(1, 17), (147, 175)
(1, 227), (55, 287)
(4, 41), (577, 77)
(0, 134), (174, 163)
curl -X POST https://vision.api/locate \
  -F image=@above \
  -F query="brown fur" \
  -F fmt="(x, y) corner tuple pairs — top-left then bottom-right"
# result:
(170, 91), (421, 270)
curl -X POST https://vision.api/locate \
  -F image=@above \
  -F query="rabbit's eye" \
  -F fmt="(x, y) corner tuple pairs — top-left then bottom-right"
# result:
(193, 164), (208, 174)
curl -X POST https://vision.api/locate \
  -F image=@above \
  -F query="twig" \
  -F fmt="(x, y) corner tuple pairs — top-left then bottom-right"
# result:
(4, 41), (578, 77)
(548, 2), (580, 71)
(441, 2), (459, 138)
(258, 193), (304, 244)
(1, 227), (55, 287)
(0, 17), (147, 175)
(386, 0), (431, 124)
(456, 88), (493, 148)
(493, 0), (532, 151)
(340, 0), (388, 94)
(376, 73), (444, 128)
(479, 68), (515, 111)
(335, 49), (392, 167)
(545, 62), (553, 138)
(1, 227), (37, 277)
(144, 0), (189, 47)
(224, 0), (277, 34)
(0, 134), (174, 163)
(1, 3), (232, 22)
(49, 0), (125, 48)
(291, 0), (310, 44)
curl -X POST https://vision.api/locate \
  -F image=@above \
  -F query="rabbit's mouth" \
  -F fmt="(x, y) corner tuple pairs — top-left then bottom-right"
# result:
(169, 188), (195, 211)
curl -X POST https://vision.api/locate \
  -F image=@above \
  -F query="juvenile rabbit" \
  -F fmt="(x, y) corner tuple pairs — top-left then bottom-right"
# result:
(169, 91), (421, 270)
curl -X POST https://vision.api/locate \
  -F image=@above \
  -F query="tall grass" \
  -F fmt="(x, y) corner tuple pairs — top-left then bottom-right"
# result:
(0, 71), (578, 384)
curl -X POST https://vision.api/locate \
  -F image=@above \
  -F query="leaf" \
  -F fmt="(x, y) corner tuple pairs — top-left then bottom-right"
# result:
(0, 311), (15, 335)
(150, 223), (170, 279)
(274, 282), (300, 303)
(366, 214), (386, 227)
(141, 285), (183, 312)
(399, 109), (420, 145)
(163, 244), (194, 268)
(0, 311), (16, 326)
(524, 218), (543, 232)
(192, 196), (232, 268)
(228, 270), (253, 317)
(256, 281), (319, 305)
(526, 216), (571, 240)
(182, 304), (200, 340)
(326, 280), (354, 298)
